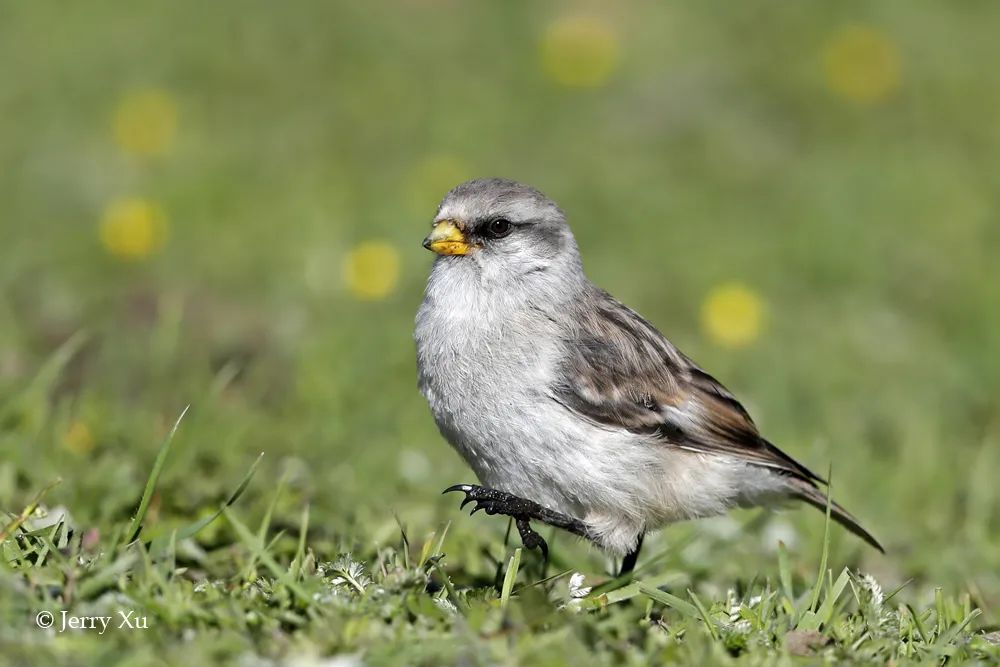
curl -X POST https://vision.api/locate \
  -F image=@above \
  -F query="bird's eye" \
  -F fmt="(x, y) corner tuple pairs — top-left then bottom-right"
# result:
(486, 218), (513, 239)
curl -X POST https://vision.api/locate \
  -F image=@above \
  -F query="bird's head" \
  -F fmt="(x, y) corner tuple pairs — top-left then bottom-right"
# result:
(423, 178), (581, 282)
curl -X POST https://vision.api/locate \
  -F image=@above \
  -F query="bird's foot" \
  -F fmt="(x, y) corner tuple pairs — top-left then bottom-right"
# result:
(444, 484), (540, 518)
(443, 484), (554, 556)
(443, 484), (594, 553)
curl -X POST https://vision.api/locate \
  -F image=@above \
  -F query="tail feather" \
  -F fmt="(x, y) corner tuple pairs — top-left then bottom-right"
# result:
(788, 478), (884, 553)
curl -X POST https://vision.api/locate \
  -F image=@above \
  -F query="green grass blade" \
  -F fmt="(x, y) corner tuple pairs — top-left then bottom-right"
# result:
(589, 572), (685, 608)
(291, 502), (310, 579)
(815, 568), (851, 627)
(33, 519), (68, 568)
(431, 559), (466, 614)
(516, 568), (573, 594)
(687, 589), (720, 640)
(500, 547), (521, 609)
(122, 405), (190, 547)
(808, 467), (835, 614)
(777, 540), (795, 603)
(638, 582), (700, 618)
(884, 578), (913, 604)
(419, 522), (451, 569)
(393, 513), (410, 570)
(906, 604), (929, 643)
(23, 331), (89, 398)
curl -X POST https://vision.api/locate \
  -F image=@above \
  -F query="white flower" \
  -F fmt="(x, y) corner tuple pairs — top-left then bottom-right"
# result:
(568, 572), (592, 598)
(327, 556), (372, 593)
(861, 573), (884, 607)
(433, 596), (458, 614)
(729, 593), (762, 623)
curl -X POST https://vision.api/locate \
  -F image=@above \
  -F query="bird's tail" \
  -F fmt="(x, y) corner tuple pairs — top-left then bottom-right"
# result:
(788, 477), (884, 553)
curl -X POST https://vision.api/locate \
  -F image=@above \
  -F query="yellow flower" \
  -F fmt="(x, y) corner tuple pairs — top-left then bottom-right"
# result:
(406, 154), (472, 215)
(823, 26), (901, 105)
(701, 283), (765, 349)
(63, 421), (95, 455)
(343, 241), (400, 301)
(541, 15), (619, 88)
(99, 197), (169, 261)
(113, 88), (178, 157)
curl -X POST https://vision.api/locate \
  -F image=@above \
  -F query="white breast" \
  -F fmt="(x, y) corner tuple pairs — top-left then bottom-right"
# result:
(416, 276), (557, 493)
(415, 260), (659, 524)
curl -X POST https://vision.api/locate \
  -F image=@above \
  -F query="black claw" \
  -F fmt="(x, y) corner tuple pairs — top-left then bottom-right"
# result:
(474, 500), (498, 516)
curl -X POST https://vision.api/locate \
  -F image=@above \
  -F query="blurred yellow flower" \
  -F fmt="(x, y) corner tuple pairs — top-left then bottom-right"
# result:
(406, 154), (471, 214)
(113, 88), (178, 157)
(541, 15), (619, 88)
(823, 26), (901, 105)
(63, 421), (95, 455)
(99, 197), (169, 261)
(701, 283), (765, 349)
(343, 241), (400, 301)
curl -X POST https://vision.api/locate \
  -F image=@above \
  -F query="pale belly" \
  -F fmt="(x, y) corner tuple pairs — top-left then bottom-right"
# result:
(417, 330), (674, 523)
(419, 345), (577, 509)
(414, 298), (788, 555)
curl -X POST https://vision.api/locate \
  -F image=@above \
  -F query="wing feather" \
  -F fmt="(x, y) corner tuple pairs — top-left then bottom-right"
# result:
(551, 290), (824, 484)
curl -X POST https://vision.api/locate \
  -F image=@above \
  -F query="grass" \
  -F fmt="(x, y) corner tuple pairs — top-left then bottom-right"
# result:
(1, 381), (997, 665)
(2, 1), (1000, 664)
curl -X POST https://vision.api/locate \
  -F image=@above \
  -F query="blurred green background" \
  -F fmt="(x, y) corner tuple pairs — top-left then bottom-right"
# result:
(2, 0), (999, 654)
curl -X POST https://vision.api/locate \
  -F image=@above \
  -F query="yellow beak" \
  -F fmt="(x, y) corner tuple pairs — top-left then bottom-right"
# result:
(422, 220), (471, 255)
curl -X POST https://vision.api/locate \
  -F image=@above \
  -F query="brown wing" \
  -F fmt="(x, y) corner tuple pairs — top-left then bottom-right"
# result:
(550, 290), (824, 484)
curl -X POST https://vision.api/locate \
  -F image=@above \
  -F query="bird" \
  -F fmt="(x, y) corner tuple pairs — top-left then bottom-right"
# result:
(414, 177), (882, 575)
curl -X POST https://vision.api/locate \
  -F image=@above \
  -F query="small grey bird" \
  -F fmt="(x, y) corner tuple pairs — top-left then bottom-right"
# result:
(415, 178), (882, 574)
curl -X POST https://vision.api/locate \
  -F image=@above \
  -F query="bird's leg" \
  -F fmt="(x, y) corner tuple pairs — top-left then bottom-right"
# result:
(444, 484), (594, 556)
(618, 532), (644, 578)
